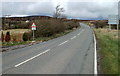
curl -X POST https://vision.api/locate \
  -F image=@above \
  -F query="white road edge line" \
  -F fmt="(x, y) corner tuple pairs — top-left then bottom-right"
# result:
(93, 31), (98, 75)
(58, 40), (69, 46)
(15, 49), (50, 67)
(70, 36), (76, 40)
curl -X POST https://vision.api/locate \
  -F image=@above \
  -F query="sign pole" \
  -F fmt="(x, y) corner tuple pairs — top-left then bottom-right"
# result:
(31, 22), (36, 42)
(109, 24), (111, 30)
(33, 30), (34, 41)
(108, 15), (119, 30)
(117, 24), (119, 30)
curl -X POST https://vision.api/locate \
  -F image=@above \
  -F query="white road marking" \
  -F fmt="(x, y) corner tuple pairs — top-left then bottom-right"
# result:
(58, 40), (69, 46)
(70, 36), (76, 40)
(81, 29), (85, 33)
(77, 33), (80, 35)
(15, 49), (50, 67)
(77, 29), (85, 36)
(77, 33), (81, 35)
(93, 31), (98, 75)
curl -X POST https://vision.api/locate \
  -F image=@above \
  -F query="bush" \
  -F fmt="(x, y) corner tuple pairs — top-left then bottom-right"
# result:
(64, 21), (79, 30)
(23, 32), (32, 41)
(1, 32), (4, 42)
(5, 31), (11, 42)
(93, 20), (107, 28)
(34, 19), (65, 37)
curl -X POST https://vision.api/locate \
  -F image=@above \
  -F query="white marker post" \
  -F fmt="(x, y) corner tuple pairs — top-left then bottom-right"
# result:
(31, 22), (36, 42)
(117, 24), (119, 30)
(109, 24), (111, 30)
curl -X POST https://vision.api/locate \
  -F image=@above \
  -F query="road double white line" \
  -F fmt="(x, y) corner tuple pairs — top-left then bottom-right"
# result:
(58, 40), (69, 46)
(15, 49), (50, 67)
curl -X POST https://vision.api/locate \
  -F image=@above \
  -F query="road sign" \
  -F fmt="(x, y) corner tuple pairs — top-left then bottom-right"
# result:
(108, 15), (119, 24)
(31, 22), (36, 41)
(108, 15), (119, 30)
(31, 23), (36, 30)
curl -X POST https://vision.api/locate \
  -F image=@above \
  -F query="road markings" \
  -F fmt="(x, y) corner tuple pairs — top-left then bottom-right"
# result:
(76, 29), (85, 36)
(58, 40), (69, 46)
(77, 33), (80, 35)
(93, 31), (98, 75)
(77, 33), (81, 36)
(15, 49), (50, 67)
(70, 36), (76, 40)
(81, 29), (85, 33)
(71, 29), (85, 39)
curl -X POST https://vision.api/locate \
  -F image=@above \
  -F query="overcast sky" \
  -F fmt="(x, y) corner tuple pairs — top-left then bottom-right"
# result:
(1, 0), (119, 19)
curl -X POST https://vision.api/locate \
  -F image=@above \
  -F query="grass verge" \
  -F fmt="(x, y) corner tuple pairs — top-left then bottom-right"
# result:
(94, 28), (118, 74)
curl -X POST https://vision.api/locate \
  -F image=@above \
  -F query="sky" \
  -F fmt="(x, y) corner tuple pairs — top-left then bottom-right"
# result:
(1, 0), (120, 20)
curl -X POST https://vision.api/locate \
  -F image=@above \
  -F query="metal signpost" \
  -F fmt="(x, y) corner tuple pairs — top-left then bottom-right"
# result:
(108, 15), (119, 30)
(31, 22), (36, 41)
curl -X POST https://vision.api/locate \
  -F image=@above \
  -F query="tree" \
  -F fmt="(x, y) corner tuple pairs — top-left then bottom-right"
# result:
(5, 31), (11, 42)
(5, 15), (11, 29)
(53, 5), (65, 18)
(59, 14), (67, 18)
(2, 17), (5, 30)
(1, 32), (4, 42)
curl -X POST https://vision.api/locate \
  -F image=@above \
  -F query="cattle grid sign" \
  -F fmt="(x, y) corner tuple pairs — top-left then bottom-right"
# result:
(108, 15), (119, 30)
(31, 22), (36, 41)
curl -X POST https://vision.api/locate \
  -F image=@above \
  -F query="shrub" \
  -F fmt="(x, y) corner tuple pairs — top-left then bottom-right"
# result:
(23, 32), (32, 41)
(64, 21), (79, 30)
(93, 20), (107, 28)
(5, 31), (11, 42)
(34, 19), (65, 37)
(1, 32), (4, 42)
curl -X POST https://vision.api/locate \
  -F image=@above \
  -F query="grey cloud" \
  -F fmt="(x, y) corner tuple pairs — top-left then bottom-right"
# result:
(66, 2), (118, 18)
(2, 1), (119, 19)
(2, 2), (54, 15)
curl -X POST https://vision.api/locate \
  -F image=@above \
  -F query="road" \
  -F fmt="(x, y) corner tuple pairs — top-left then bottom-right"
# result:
(2, 23), (95, 74)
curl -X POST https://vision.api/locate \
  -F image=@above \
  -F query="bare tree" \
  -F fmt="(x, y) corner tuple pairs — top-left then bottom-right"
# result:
(59, 14), (67, 18)
(53, 5), (65, 18)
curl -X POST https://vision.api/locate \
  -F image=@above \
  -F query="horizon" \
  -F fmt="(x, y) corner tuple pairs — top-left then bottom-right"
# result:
(1, 0), (119, 20)
(1, 14), (109, 20)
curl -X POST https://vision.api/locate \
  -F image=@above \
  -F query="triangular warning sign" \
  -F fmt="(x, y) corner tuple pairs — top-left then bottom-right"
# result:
(31, 22), (36, 27)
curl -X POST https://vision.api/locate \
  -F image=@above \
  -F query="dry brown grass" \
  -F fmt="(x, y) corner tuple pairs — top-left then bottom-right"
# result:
(0, 29), (31, 42)
(95, 28), (118, 39)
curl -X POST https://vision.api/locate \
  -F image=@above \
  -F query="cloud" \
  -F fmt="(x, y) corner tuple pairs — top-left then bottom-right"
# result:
(2, 2), (54, 15)
(66, 2), (118, 18)
(1, 0), (119, 19)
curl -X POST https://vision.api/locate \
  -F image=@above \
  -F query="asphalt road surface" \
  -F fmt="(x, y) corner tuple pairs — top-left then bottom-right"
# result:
(2, 23), (95, 74)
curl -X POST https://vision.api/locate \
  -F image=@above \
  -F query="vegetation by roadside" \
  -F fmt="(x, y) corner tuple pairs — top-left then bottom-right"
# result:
(94, 28), (118, 74)
(1, 27), (79, 52)
(1, 17), (80, 50)
(0, 29), (30, 48)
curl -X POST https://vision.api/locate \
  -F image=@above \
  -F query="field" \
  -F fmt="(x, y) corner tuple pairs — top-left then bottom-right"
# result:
(0, 29), (31, 47)
(94, 28), (118, 74)
(0, 29), (30, 42)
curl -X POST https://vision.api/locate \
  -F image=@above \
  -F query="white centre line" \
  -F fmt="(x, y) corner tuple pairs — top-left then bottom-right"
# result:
(77, 33), (79, 35)
(58, 40), (69, 46)
(15, 49), (50, 67)
(70, 36), (76, 40)
(77, 29), (85, 35)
